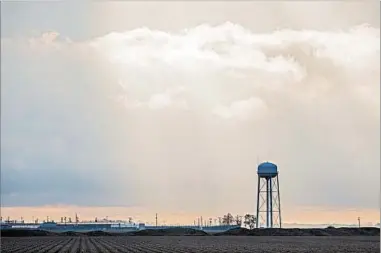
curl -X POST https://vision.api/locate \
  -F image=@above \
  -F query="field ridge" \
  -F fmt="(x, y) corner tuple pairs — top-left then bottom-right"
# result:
(1, 227), (379, 237)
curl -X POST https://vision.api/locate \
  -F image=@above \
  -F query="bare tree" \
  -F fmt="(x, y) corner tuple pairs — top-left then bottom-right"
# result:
(235, 215), (243, 226)
(244, 214), (256, 229)
(222, 213), (234, 225)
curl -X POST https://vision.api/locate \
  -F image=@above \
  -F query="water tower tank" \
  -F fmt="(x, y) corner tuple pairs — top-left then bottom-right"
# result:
(257, 162), (278, 178)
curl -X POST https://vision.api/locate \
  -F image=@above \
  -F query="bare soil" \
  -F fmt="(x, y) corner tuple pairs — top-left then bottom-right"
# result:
(217, 227), (380, 236)
(1, 227), (379, 237)
(1, 236), (379, 253)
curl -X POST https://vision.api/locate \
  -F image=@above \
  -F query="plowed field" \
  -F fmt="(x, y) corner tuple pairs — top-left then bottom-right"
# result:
(1, 236), (379, 253)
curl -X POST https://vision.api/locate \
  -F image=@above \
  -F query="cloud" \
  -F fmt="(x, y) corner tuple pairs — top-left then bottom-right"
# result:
(118, 85), (188, 110)
(212, 97), (267, 120)
(147, 91), (188, 110)
(1, 23), (379, 216)
(1, 31), (139, 207)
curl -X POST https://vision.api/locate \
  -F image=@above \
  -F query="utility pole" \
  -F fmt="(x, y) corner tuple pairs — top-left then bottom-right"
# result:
(358, 217), (361, 228)
(155, 213), (158, 227)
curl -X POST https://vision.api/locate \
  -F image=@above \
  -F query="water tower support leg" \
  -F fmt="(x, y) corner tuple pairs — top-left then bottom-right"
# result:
(276, 175), (282, 228)
(269, 177), (273, 228)
(256, 175), (260, 228)
(266, 178), (270, 228)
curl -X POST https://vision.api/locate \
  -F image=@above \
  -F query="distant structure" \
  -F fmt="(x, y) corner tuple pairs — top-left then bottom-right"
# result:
(256, 161), (282, 228)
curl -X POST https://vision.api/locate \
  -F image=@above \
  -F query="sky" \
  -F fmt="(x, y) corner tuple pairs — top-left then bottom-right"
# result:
(1, 1), (380, 226)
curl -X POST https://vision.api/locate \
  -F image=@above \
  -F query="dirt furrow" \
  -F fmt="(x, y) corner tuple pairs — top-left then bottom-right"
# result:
(68, 237), (80, 253)
(57, 238), (76, 253)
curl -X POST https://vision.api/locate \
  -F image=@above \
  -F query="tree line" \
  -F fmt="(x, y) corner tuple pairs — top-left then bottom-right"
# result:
(220, 213), (256, 229)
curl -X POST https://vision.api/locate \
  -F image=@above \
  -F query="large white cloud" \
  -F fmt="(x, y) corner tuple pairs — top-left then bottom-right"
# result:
(1, 23), (379, 215)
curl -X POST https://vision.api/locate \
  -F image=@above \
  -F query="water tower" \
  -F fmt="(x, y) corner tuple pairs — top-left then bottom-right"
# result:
(256, 162), (282, 228)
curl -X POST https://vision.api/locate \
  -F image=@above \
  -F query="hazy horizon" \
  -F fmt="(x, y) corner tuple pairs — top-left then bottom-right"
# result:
(1, 1), (379, 226)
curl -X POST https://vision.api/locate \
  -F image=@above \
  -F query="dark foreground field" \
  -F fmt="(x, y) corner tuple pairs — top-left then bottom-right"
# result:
(1, 236), (379, 253)
(2, 227), (380, 237)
